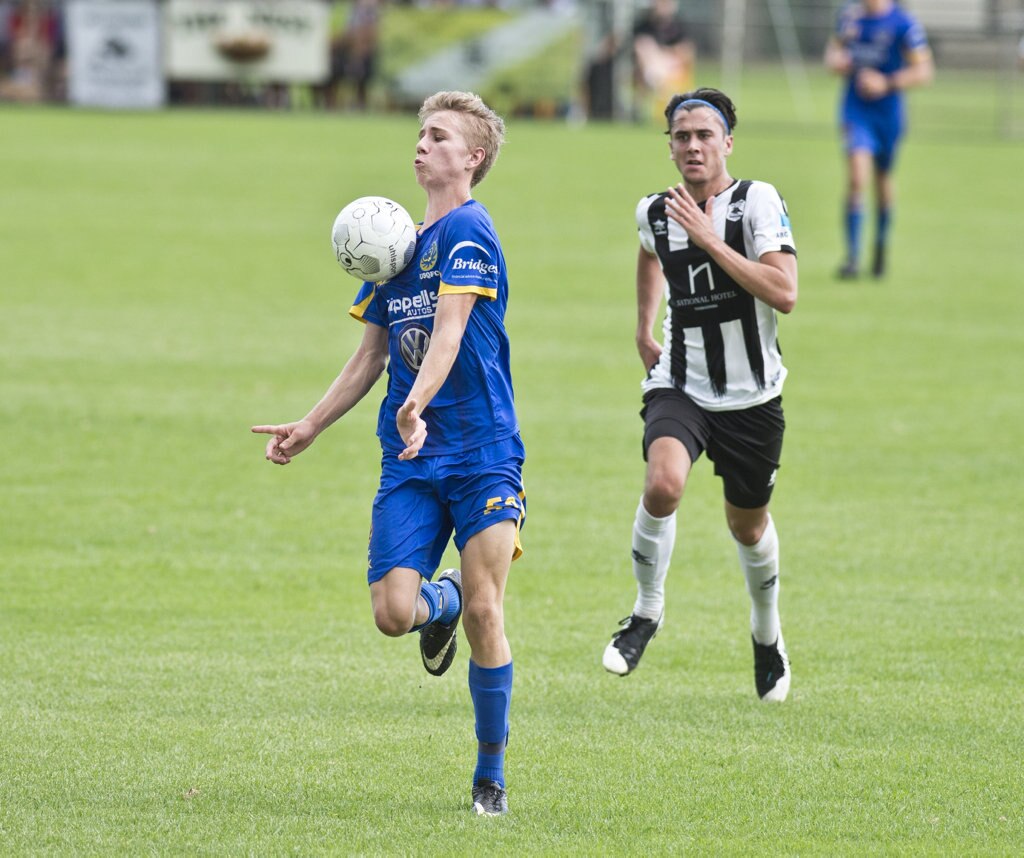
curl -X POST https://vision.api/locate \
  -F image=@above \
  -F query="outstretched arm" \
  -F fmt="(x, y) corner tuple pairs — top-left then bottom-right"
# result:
(665, 184), (797, 314)
(396, 292), (477, 460)
(252, 321), (388, 465)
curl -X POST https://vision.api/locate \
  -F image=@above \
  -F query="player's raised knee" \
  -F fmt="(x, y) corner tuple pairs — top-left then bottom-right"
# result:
(373, 603), (413, 637)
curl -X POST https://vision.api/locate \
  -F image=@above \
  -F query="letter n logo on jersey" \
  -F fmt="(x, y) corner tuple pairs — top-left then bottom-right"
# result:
(688, 261), (715, 295)
(399, 323), (431, 372)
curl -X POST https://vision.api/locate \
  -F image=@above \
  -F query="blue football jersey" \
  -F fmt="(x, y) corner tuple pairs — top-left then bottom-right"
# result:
(836, 2), (929, 117)
(349, 200), (518, 456)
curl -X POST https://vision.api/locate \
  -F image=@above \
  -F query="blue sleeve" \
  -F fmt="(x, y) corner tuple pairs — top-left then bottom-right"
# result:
(436, 206), (501, 301)
(835, 4), (854, 43)
(901, 13), (929, 53)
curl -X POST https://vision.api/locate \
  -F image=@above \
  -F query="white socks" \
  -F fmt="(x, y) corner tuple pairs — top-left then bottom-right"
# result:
(631, 498), (782, 643)
(736, 515), (781, 645)
(631, 499), (676, 620)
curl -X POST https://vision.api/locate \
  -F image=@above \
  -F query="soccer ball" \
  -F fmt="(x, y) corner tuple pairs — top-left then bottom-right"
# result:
(331, 196), (417, 282)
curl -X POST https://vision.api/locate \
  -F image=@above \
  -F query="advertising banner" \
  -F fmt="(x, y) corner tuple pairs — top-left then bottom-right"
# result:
(164, 0), (329, 83)
(67, 0), (164, 108)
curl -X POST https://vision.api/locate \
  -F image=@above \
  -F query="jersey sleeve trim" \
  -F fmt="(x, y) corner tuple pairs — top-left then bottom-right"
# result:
(439, 282), (497, 300)
(349, 285), (376, 323)
(905, 45), (932, 63)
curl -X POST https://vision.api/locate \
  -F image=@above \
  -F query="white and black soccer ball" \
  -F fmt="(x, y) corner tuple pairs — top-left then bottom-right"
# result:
(331, 196), (417, 282)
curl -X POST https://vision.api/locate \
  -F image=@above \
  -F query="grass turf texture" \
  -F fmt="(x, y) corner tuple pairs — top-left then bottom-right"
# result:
(2, 77), (1023, 852)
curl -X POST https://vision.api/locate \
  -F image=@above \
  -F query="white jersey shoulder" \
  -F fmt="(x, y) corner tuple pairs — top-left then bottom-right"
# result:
(636, 182), (795, 260)
(741, 180), (796, 259)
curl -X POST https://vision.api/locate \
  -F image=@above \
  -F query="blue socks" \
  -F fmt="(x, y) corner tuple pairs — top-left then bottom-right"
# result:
(469, 660), (513, 788)
(410, 577), (460, 631)
(410, 589), (513, 790)
(436, 577), (460, 624)
(844, 200), (863, 264)
(846, 202), (892, 264)
(876, 207), (892, 248)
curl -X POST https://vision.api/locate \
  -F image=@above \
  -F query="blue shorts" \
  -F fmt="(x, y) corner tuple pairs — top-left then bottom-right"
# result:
(367, 434), (526, 583)
(842, 104), (904, 172)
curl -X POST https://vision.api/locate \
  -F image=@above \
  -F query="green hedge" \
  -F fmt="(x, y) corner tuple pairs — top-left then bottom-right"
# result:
(330, 2), (580, 116)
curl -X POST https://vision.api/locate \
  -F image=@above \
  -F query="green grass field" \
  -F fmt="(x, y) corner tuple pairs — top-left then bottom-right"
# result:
(2, 76), (1023, 854)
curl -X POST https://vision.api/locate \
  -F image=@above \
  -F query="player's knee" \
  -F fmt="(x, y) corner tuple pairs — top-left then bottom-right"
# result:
(645, 471), (684, 512)
(728, 515), (768, 546)
(462, 597), (503, 641)
(373, 602), (412, 637)
(730, 524), (761, 546)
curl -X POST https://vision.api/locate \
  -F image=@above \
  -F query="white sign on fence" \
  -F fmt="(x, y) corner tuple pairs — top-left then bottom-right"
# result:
(67, 0), (164, 109)
(164, 0), (329, 83)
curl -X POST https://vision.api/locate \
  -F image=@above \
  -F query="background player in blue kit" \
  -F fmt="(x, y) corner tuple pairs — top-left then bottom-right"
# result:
(825, 0), (933, 279)
(602, 88), (798, 702)
(253, 91), (523, 817)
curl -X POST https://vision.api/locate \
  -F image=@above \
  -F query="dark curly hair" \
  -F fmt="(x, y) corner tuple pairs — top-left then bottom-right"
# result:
(663, 88), (738, 136)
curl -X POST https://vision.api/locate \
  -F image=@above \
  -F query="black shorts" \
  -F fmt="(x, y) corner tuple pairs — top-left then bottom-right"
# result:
(641, 388), (785, 509)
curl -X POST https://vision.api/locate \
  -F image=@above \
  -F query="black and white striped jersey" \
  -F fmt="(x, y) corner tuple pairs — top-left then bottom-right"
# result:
(636, 179), (796, 411)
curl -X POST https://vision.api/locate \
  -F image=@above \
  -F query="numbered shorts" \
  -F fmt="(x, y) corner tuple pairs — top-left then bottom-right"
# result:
(641, 388), (784, 509)
(367, 434), (526, 583)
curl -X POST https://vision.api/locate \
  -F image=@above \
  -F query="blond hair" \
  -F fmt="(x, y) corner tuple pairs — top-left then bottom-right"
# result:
(418, 91), (506, 188)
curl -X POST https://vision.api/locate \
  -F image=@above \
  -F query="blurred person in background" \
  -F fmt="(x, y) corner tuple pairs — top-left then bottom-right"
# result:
(581, 20), (619, 120)
(633, 0), (694, 121)
(602, 88), (797, 703)
(0, 0), (58, 102)
(317, 0), (380, 110)
(0, 1), (13, 79)
(45, 0), (62, 100)
(825, 0), (933, 279)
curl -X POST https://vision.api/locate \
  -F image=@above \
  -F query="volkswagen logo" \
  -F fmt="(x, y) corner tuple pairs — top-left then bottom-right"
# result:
(399, 323), (431, 372)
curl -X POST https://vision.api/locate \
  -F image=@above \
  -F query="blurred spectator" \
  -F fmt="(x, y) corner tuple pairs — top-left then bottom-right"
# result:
(632, 0), (694, 120)
(582, 0), (694, 123)
(582, 27), (618, 120)
(0, 0), (60, 102)
(46, 0), (62, 99)
(580, 0), (623, 121)
(316, 0), (381, 110)
(0, 1), (13, 79)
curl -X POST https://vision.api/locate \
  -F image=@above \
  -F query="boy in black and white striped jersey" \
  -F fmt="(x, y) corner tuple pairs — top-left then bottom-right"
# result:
(603, 88), (797, 702)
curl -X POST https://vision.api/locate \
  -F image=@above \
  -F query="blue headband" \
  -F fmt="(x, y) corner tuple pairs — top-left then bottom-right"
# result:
(671, 99), (731, 134)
